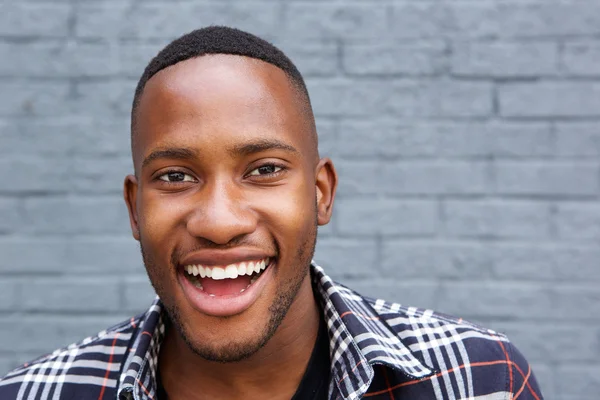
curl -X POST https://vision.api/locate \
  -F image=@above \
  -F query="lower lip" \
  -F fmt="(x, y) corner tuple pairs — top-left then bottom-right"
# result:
(178, 261), (275, 317)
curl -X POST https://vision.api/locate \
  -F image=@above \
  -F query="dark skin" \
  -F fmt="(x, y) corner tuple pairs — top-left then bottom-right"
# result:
(124, 54), (337, 399)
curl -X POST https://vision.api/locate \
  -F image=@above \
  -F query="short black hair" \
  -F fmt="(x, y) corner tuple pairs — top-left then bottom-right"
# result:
(131, 26), (313, 136)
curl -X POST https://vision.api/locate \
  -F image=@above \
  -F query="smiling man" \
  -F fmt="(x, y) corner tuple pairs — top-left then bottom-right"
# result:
(0, 27), (543, 399)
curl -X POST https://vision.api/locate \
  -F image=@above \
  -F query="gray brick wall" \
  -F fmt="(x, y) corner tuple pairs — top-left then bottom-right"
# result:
(1, 1), (599, 398)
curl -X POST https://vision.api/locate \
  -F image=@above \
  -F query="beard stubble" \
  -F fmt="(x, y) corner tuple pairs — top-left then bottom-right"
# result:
(139, 216), (318, 363)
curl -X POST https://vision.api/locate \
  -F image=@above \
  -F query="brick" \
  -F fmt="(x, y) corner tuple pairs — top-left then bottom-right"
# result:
(337, 120), (437, 158)
(0, 42), (122, 78)
(306, 79), (390, 117)
(284, 4), (387, 40)
(314, 238), (378, 279)
(494, 322), (600, 363)
(0, 238), (66, 274)
(121, 277), (156, 313)
(556, 365), (600, 399)
(73, 80), (136, 117)
(491, 244), (600, 281)
(343, 41), (447, 76)
(448, 2), (600, 38)
(436, 281), (553, 320)
(0, 3), (70, 37)
(66, 237), (142, 274)
(20, 196), (131, 235)
(527, 363), (555, 399)
(336, 198), (437, 236)
(0, 81), (70, 117)
(494, 162), (599, 196)
(489, 123), (554, 157)
(0, 356), (18, 377)
(0, 117), (131, 157)
(76, 3), (282, 40)
(308, 79), (492, 118)
(117, 42), (165, 78)
(392, 80), (492, 118)
(336, 160), (488, 195)
(0, 198), (22, 234)
(315, 118), (337, 157)
(0, 281), (19, 311)
(0, 156), (131, 194)
(0, 157), (69, 194)
(345, 279), (439, 309)
(555, 123), (600, 157)
(317, 221), (334, 238)
(443, 200), (552, 239)
(20, 278), (121, 312)
(70, 157), (132, 194)
(0, 316), (130, 352)
(451, 41), (558, 77)
(390, 4), (447, 39)
(381, 241), (493, 279)
(0, 236), (141, 274)
(277, 42), (339, 77)
(551, 284), (600, 320)
(555, 203), (600, 240)
(499, 82), (600, 118)
(561, 40), (600, 76)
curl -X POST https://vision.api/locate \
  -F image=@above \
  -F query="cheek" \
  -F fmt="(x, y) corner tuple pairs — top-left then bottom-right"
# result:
(139, 192), (187, 256)
(257, 178), (316, 247)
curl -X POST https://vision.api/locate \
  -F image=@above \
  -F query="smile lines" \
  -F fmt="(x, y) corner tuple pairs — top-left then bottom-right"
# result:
(184, 258), (270, 280)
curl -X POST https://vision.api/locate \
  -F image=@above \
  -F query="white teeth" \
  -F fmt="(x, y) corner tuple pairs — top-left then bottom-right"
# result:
(225, 265), (238, 279)
(184, 258), (271, 281)
(237, 262), (247, 276)
(211, 267), (226, 280)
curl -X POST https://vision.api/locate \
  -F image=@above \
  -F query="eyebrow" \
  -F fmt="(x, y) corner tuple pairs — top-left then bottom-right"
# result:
(141, 139), (299, 169)
(229, 139), (299, 157)
(141, 147), (198, 169)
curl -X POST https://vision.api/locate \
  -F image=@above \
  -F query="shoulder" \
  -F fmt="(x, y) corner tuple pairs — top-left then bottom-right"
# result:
(0, 315), (141, 400)
(366, 297), (544, 398)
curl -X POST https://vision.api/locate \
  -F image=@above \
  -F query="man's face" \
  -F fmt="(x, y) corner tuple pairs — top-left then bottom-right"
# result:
(124, 54), (336, 362)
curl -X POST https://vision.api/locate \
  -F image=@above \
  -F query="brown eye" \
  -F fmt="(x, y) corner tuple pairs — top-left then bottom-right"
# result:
(158, 171), (195, 182)
(248, 164), (282, 176)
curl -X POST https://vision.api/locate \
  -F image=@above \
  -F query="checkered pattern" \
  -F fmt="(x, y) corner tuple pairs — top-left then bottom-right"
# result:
(0, 263), (543, 399)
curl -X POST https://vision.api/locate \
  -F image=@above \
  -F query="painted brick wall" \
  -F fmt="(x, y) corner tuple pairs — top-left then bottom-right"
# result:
(1, 1), (600, 398)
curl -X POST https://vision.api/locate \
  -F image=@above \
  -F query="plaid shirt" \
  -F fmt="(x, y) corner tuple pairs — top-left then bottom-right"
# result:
(0, 263), (543, 399)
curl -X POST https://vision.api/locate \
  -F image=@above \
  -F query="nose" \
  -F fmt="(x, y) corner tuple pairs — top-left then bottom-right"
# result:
(186, 179), (257, 245)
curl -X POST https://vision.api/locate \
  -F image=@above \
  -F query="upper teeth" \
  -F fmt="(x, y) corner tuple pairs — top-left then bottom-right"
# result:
(184, 258), (269, 281)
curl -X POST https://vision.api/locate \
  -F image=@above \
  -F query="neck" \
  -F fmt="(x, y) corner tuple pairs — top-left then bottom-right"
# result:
(159, 274), (321, 400)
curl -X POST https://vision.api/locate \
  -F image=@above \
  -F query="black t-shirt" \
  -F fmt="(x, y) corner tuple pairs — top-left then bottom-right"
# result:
(157, 319), (330, 399)
(290, 316), (330, 399)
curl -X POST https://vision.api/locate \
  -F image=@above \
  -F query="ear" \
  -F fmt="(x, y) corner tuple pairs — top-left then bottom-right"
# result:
(315, 157), (337, 226)
(124, 174), (141, 241)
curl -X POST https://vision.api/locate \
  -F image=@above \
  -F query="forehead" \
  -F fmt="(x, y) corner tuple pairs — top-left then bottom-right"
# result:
(133, 54), (312, 168)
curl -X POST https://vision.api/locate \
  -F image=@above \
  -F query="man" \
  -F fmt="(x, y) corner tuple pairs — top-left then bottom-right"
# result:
(0, 26), (543, 399)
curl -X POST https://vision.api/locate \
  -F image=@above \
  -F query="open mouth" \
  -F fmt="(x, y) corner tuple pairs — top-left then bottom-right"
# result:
(183, 257), (272, 297)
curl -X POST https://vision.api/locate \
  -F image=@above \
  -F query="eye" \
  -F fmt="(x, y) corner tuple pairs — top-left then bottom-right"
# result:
(248, 164), (283, 176)
(158, 171), (196, 183)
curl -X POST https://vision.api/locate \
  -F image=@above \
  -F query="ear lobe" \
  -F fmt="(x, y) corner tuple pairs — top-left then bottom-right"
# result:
(315, 158), (337, 226)
(124, 174), (141, 241)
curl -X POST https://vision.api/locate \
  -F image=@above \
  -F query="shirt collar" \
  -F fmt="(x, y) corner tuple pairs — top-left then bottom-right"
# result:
(311, 263), (434, 399)
(117, 263), (433, 400)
